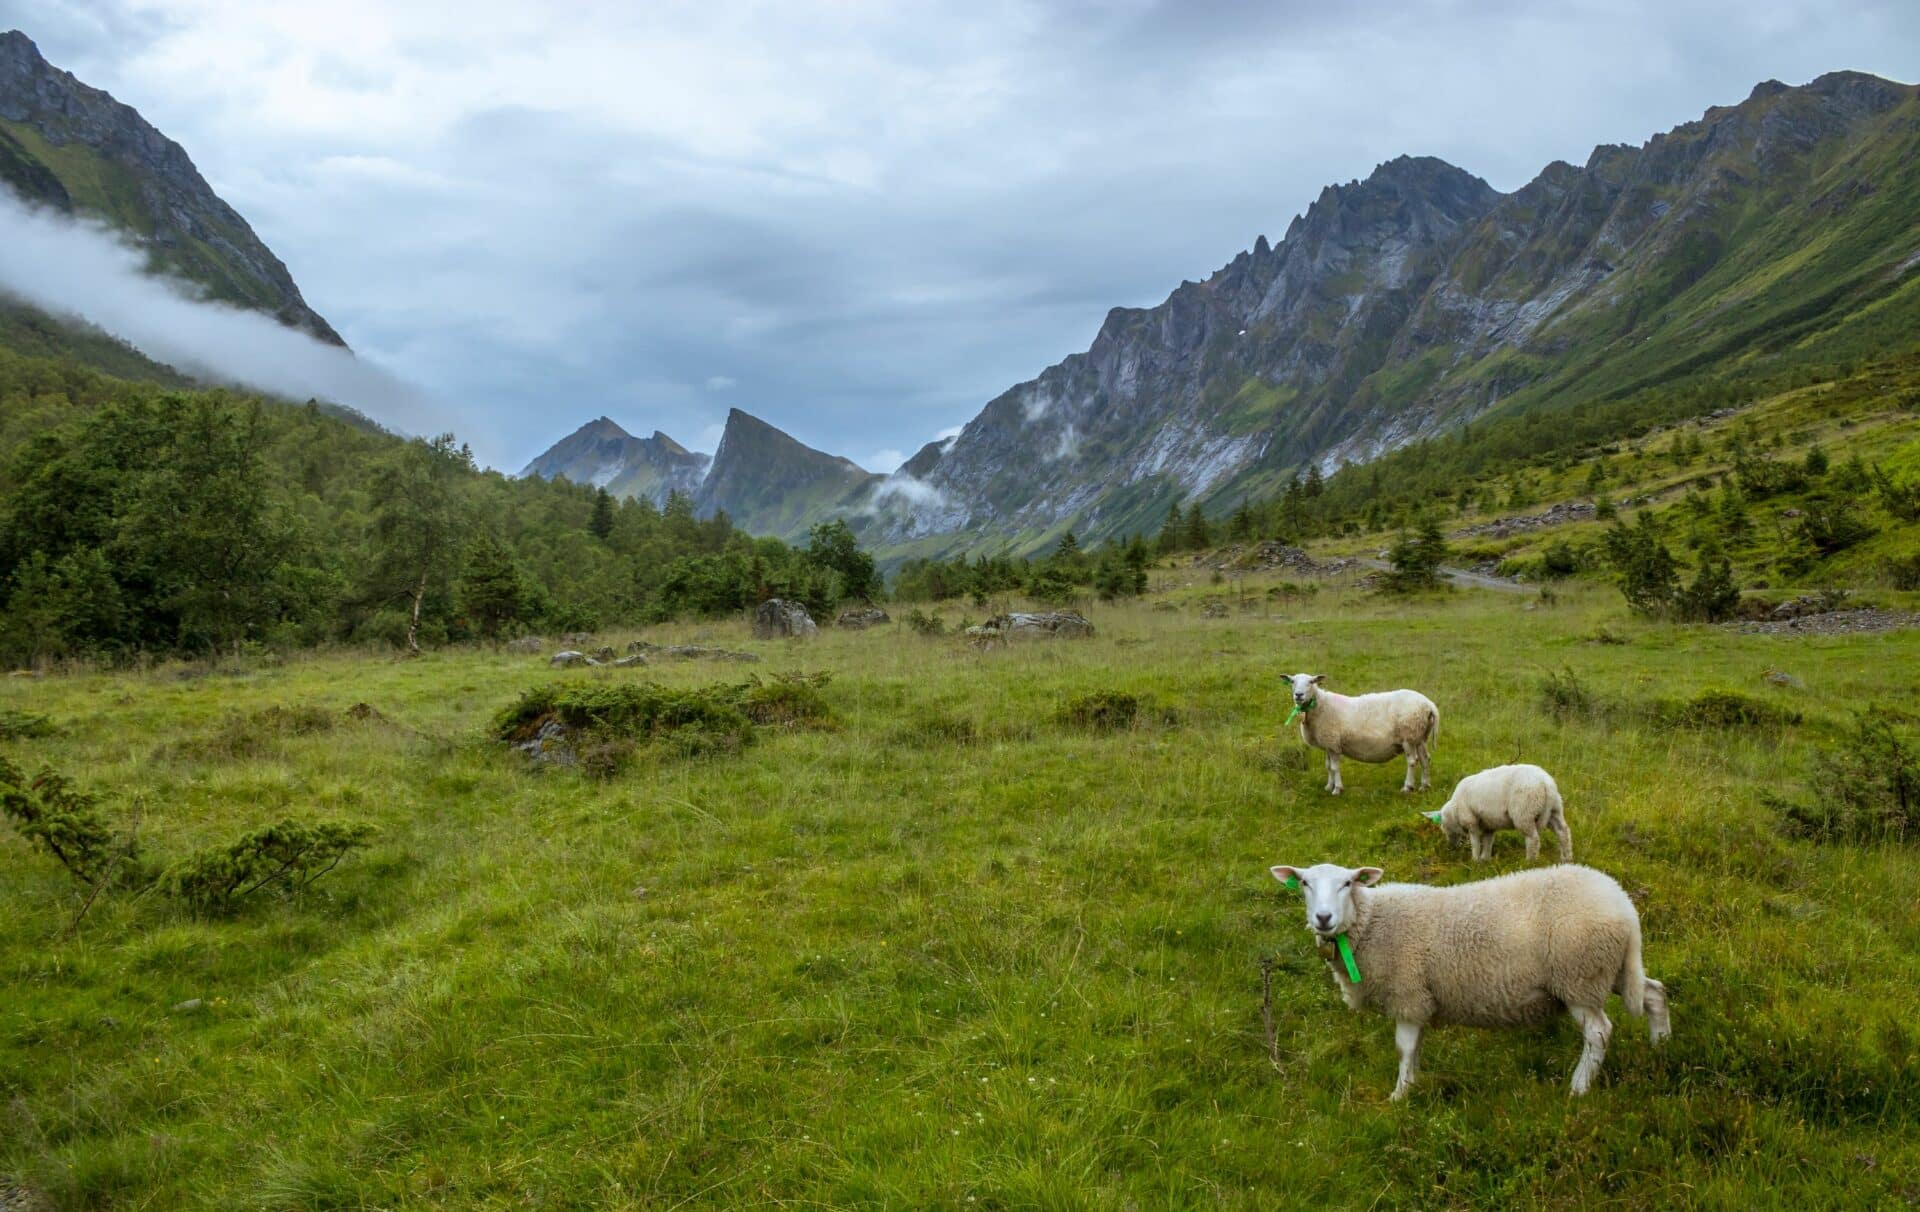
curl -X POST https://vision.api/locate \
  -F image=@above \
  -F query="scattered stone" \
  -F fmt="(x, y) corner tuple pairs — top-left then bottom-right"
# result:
(96, 1015), (119, 1029)
(550, 650), (591, 668)
(344, 702), (388, 723)
(1770, 591), (1850, 620)
(836, 606), (891, 629)
(1191, 542), (1357, 577)
(1763, 670), (1805, 689)
(1735, 609), (1920, 636)
(510, 718), (575, 765)
(1454, 500), (1596, 539)
(966, 611), (1095, 644)
(171, 998), (204, 1014)
(1780, 508), (1804, 519)
(754, 599), (819, 639)
(506, 636), (544, 654)
(628, 640), (760, 663)
(559, 631), (595, 647)
(1201, 602), (1228, 619)
(0, 1176), (50, 1212)
(590, 646), (617, 662)
(611, 654), (648, 668)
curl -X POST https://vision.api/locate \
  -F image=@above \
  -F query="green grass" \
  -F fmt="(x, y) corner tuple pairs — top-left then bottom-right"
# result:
(4, 583), (1919, 1207)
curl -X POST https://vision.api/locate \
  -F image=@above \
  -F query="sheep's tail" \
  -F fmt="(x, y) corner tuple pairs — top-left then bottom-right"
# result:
(1619, 927), (1647, 1018)
(1425, 707), (1439, 753)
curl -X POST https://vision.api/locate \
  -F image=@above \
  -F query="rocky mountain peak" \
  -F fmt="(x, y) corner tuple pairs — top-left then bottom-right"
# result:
(0, 28), (343, 346)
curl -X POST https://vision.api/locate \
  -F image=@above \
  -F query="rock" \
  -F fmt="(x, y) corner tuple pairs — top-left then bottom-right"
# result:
(966, 611), (1095, 644)
(170, 998), (203, 1014)
(836, 606), (891, 629)
(559, 631), (596, 647)
(1763, 670), (1804, 688)
(628, 641), (760, 663)
(510, 718), (575, 765)
(550, 650), (590, 667)
(754, 599), (818, 639)
(1201, 602), (1228, 619)
(612, 654), (647, 668)
(506, 636), (544, 654)
(590, 646), (617, 663)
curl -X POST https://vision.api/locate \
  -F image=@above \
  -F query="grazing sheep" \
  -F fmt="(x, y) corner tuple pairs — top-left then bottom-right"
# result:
(1427, 763), (1573, 862)
(1268, 862), (1669, 1098)
(1285, 673), (1438, 795)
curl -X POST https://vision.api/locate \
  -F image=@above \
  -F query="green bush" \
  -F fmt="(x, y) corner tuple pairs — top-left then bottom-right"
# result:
(0, 756), (128, 885)
(0, 709), (56, 740)
(494, 674), (835, 772)
(1773, 712), (1919, 844)
(165, 818), (376, 912)
(1656, 690), (1801, 730)
(1540, 667), (1599, 721)
(904, 608), (946, 637)
(1675, 558), (1742, 623)
(1057, 690), (1144, 732)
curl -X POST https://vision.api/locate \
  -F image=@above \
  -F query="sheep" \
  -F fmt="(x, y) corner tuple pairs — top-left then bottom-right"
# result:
(1267, 862), (1669, 1099)
(1426, 763), (1573, 862)
(1285, 673), (1438, 795)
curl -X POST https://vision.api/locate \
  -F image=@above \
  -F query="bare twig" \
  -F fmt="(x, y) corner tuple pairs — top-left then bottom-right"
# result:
(62, 794), (141, 940)
(1260, 956), (1282, 1070)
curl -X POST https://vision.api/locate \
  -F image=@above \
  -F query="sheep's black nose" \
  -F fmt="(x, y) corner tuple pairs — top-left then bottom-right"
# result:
(1314, 912), (1332, 929)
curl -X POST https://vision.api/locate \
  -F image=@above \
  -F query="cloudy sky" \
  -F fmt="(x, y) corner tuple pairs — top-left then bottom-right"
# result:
(4, 0), (1916, 472)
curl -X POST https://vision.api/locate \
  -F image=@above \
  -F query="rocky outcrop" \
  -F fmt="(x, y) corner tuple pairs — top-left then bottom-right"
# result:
(965, 611), (1095, 643)
(0, 30), (342, 344)
(627, 640), (760, 663)
(835, 606), (890, 629)
(753, 599), (818, 639)
(518, 417), (711, 506)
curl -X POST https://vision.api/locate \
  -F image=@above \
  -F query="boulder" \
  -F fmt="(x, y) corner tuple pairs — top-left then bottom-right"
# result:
(612, 654), (648, 668)
(550, 650), (591, 668)
(966, 611), (1095, 643)
(836, 606), (891, 629)
(629, 640), (760, 663)
(1201, 602), (1228, 619)
(754, 599), (818, 639)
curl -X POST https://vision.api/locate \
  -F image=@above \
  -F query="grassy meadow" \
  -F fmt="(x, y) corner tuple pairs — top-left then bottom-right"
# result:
(4, 578), (1919, 1209)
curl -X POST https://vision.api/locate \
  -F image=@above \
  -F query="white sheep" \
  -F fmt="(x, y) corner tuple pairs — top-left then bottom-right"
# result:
(1285, 673), (1438, 795)
(1268, 862), (1669, 1098)
(1426, 763), (1573, 862)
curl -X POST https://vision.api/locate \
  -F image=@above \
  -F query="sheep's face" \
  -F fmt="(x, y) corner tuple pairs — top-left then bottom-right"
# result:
(1286, 673), (1326, 708)
(1270, 863), (1383, 940)
(1435, 805), (1467, 847)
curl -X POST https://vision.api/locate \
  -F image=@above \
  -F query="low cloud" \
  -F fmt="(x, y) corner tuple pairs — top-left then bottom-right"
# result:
(704, 374), (736, 390)
(871, 472), (949, 512)
(0, 188), (456, 437)
(864, 447), (907, 473)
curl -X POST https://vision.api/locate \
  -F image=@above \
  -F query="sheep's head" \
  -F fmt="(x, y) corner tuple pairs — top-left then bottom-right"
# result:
(1270, 863), (1382, 940)
(1285, 672), (1326, 708)
(1428, 805), (1466, 846)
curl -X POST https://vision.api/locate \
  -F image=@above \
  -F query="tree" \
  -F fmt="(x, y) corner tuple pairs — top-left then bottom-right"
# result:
(1803, 443), (1830, 478)
(1603, 513), (1679, 617)
(369, 434), (473, 654)
(804, 519), (879, 602)
(1229, 501), (1256, 542)
(1156, 499), (1184, 554)
(1385, 513), (1448, 591)
(1303, 463), (1324, 498)
(1675, 557), (1741, 623)
(589, 488), (616, 540)
(1182, 503), (1211, 550)
(459, 533), (528, 641)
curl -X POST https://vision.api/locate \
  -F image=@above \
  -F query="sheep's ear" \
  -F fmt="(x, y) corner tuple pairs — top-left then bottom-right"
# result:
(1355, 867), (1385, 886)
(1269, 865), (1302, 889)
(1420, 810), (1443, 824)
(1311, 674), (1326, 685)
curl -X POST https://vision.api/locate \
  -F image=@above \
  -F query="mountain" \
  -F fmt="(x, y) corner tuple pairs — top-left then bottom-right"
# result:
(693, 408), (879, 540)
(518, 416), (711, 506)
(868, 71), (1920, 553)
(0, 28), (341, 369)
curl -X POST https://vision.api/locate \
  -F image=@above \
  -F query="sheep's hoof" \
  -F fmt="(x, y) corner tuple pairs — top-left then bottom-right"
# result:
(1389, 1085), (1409, 1102)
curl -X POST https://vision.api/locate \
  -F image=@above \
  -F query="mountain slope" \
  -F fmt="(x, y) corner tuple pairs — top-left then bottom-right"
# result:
(518, 416), (712, 506)
(871, 71), (1920, 556)
(694, 408), (878, 540)
(0, 28), (342, 364)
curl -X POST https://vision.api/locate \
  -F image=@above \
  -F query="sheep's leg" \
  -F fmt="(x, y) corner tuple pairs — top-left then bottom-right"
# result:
(1389, 1020), (1424, 1101)
(1416, 743), (1432, 791)
(1327, 753), (1343, 796)
(1643, 978), (1671, 1044)
(1553, 816), (1574, 863)
(1468, 827), (1487, 861)
(1567, 1005), (1613, 1096)
(1523, 825), (1541, 862)
(1400, 744), (1417, 793)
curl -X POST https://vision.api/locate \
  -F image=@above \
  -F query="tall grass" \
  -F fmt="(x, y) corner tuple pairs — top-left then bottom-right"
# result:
(2, 583), (1917, 1207)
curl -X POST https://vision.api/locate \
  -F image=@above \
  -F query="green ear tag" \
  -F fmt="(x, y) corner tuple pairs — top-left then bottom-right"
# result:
(1336, 934), (1362, 983)
(1285, 876), (1300, 890)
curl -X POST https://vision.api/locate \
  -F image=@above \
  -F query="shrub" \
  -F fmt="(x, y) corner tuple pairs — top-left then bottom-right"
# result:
(1773, 712), (1919, 844)
(493, 674), (835, 772)
(1382, 515), (1448, 592)
(0, 757), (127, 885)
(1056, 690), (1144, 732)
(1538, 540), (1582, 579)
(904, 608), (947, 637)
(1655, 690), (1800, 730)
(1539, 668), (1598, 721)
(1603, 514), (1679, 616)
(165, 818), (377, 912)
(173, 704), (338, 761)
(1795, 497), (1876, 556)
(0, 709), (56, 740)
(1675, 558), (1742, 623)
(1882, 554), (1920, 591)
(738, 672), (834, 728)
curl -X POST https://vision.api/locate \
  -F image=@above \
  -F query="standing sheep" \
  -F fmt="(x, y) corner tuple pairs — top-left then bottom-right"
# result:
(1268, 862), (1670, 1098)
(1285, 673), (1438, 795)
(1426, 763), (1573, 862)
